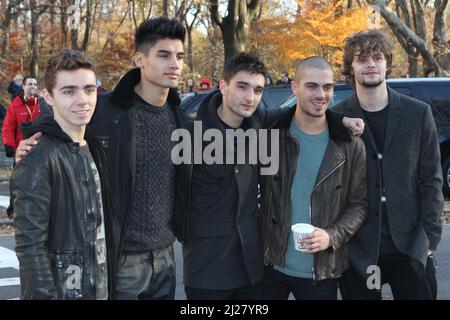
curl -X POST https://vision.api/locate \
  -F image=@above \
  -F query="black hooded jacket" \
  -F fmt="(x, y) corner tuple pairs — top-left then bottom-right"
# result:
(13, 115), (113, 299)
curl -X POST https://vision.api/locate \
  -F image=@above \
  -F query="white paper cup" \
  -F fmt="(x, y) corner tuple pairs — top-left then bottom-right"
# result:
(291, 223), (315, 252)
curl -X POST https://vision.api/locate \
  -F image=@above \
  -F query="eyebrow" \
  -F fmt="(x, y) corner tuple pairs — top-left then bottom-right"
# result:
(157, 49), (184, 55)
(304, 82), (334, 87)
(59, 85), (97, 90)
(235, 81), (264, 91)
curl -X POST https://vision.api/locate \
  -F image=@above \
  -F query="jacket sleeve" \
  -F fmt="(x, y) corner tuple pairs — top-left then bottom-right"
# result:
(418, 106), (444, 250)
(12, 154), (58, 299)
(2, 104), (19, 150)
(326, 137), (369, 250)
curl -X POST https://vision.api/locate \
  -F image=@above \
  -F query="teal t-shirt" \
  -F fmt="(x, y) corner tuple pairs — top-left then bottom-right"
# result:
(275, 120), (329, 278)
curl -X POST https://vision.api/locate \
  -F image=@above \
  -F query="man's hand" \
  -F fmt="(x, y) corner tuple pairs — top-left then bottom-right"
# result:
(15, 132), (42, 163)
(300, 227), (331, 253)
(342, 117), (365, 137)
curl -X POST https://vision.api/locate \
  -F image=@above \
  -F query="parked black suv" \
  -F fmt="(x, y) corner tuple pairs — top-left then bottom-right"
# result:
(278, 78), (450, 196)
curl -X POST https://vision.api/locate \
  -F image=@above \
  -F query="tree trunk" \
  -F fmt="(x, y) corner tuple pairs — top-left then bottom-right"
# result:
(433, 0), (450, 70)
(162, 0), (169, 17)
(367, 0), (444, 75)
(0, 0), (20, 59)
(29, 0), (40, 77)
(60, 0), (68, 47)
(184, 3), (200, 74)
(210, 0), (262, 63)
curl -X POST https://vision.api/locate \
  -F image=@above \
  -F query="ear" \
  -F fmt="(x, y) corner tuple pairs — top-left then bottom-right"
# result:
(291, 80), (298, 97)
(43, 89), (54, 106)
(219, 79), (227, 95)
(134, 52), (144, 68)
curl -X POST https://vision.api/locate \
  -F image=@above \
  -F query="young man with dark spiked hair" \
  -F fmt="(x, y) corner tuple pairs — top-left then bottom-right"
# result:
(335, 30), (443, 300)
(13, 49), (112, 300)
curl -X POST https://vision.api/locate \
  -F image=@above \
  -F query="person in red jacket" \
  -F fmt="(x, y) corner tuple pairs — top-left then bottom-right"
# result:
(2, 76), (40, 219)
(197, 77), (211, 91)
(2, 76), (40, 156)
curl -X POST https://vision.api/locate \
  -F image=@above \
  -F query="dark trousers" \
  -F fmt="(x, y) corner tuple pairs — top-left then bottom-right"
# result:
(339, 251), (436, 300)
(116, 245), (176, 300)
(262, 266), (338, 300)
(185, 282), (263, 300)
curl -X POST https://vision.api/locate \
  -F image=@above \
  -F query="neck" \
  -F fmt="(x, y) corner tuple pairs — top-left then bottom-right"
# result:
(293, 106), (327, 135)
(55, 117), (86, 145)
(355, 81), (389, 112)
(217, 104), (243, 128)
(134, 81), (169, 107)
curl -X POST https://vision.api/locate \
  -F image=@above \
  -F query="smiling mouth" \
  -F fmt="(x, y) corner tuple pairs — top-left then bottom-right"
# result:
(166, 74), (179, 79)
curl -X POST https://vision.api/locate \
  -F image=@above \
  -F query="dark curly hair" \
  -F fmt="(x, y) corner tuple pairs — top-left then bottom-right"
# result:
(342, 30), (393, 84)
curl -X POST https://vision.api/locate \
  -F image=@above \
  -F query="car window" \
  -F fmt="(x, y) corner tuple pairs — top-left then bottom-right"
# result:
(424, 85), (450, 117)
(389, 86), (413, 96)
(277, 95), (296, 109)
(331, 89), (354, 107)
(261, 88), (293, 109)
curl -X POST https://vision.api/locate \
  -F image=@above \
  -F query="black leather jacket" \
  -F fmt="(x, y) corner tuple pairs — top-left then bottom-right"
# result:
(13, 116), (113, 299)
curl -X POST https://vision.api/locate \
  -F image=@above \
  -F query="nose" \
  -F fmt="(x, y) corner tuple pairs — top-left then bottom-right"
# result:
(169, 55), (181, 70)
(77, 90), (90, 104)
(366, 57), (376, 67)
(245, 90), (255, 103)
(316, 87), (326, 100)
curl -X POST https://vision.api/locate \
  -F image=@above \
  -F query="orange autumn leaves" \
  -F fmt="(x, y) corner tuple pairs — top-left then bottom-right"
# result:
(254, 0), (369, 76)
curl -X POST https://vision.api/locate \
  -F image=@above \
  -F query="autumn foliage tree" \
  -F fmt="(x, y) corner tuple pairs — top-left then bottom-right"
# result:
(252, 0), (368, 79)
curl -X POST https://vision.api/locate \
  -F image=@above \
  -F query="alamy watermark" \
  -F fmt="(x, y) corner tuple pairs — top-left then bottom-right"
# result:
(366, 265), (381, 290)
(171, 121), (280, 175)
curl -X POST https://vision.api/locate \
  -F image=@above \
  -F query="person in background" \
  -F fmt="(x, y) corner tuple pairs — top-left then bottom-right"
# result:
(198, 77), (211, 91)
(7, 74), (24, 101)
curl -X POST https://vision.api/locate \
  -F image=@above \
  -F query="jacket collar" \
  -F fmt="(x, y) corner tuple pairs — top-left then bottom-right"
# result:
(22, 114), (78, 144)
(278, 104), (352, 142)
(342, 86), (403, 151)
(109, 68), (180, 109)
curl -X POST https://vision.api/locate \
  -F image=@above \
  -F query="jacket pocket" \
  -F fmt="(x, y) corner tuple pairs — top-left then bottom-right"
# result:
(50, 251), (84, 300)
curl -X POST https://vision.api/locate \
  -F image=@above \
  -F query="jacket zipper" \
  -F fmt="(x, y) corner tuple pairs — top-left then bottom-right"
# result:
(310, 159), (346, 281)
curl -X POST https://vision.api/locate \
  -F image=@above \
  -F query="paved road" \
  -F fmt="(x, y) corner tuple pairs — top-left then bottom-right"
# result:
(1, 225), (450, 300)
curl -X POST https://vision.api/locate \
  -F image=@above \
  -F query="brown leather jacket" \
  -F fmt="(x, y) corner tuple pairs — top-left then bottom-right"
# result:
(260, 108), (368, 281)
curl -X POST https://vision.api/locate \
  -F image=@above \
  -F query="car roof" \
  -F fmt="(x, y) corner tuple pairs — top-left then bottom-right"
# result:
(386, 77), (450, 83)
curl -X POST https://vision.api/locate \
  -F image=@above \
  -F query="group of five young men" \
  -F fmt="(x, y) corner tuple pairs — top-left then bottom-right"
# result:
(12, 17), (442, 300)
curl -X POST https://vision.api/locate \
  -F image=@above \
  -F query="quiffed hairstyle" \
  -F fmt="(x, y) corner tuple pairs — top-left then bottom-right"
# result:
(222, 52), (268, 83)
(342, 30), (393, 84)
(135, 16), (186, 54)
(44, 48), (96, 94)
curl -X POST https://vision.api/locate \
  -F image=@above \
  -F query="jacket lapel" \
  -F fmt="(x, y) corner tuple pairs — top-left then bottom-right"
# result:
(340, 95), (378, 154)
(314, 139), (346, 188)
(383, 88), (403, 151)
(110, 110), (136, 188)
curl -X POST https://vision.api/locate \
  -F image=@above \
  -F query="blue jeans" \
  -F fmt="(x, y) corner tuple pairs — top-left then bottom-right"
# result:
(116, 244), (176, 300)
